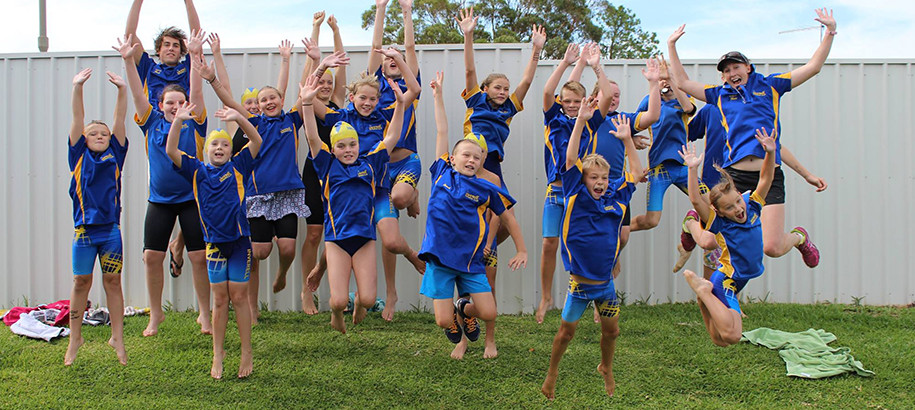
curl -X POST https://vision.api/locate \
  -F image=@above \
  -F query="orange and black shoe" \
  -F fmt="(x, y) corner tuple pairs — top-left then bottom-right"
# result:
(444, 311), (464, 344)
(454, 297), (480, 342)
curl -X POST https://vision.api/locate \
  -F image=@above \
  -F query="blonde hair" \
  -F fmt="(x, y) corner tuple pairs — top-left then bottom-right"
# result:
(581, 153), (610, 174)
(560, 81), (586, 98)
(481, 73), (509, 90)
(258, 85), (283, 100)
(708, 165), (738, 208)
(346, 72), (380, 97)
(590, 79), (618, 98)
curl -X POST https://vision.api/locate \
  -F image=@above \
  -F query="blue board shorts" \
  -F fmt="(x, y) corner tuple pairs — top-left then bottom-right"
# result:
(562, 275), (620, 322)
(710, 270), (749, 314)
(388, 152), (422, 189)
(542, 184), (565, 238)
(420, 260), (491, 299)
(646, 161), (708, 212)
(72, 223), (123, 276)
(206, 237), (252, 284)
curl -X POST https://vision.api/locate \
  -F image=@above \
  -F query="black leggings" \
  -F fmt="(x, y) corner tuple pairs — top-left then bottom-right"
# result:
(249, 214), (299, 243)
(143, 200), (205, 252)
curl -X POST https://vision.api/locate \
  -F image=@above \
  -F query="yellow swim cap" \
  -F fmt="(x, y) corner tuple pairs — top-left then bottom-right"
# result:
(330, 121), (358, 146)
(240, 87), (259, 104)
(463, 132), (488, 153)
(205, 129), (232, 146)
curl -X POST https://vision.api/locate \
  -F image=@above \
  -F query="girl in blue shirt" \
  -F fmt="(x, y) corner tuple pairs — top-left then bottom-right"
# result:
(167, 103), (262, 379)
(65, 68), (129, 367)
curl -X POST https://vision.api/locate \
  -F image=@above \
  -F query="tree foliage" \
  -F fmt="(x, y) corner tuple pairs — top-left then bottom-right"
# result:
(361, 0), (659, 59)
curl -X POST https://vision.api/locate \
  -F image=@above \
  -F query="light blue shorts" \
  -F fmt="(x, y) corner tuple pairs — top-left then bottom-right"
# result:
(72, 224), (123, 276)
(420, 260), (491, 300)
(374, 188), (398, 223)
(646, 161), (707, 212)
(562, 276), (620, 322)
(541, 184), (565, 238)
(206, 237), (252, 284)
(710, 270), (748, 314)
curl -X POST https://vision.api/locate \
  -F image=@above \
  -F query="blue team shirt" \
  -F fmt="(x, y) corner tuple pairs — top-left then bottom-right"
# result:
(246, 110), (306, 195)
(559, 160), (637, 282)
(376, 67), (420, 153)
(323, 104), (388, 156)
(419, 155), (515, 274)
(704, 68), (791, 167)
(136, 107), (206, 203)
(688, 104), (727, 187)
(706, 191), (766, 280)
(175, 149), (256, 243)
(581, 111), (642, 179)
(137, 52), (191, 108)
(462, 85), (523, 160)
(638, 95), (693, 167)
(311, 143), (389, 241)
(68, 135), (129, 226)
(543, 98), (605, 183)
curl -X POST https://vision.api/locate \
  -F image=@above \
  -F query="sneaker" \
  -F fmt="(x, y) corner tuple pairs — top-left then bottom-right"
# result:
(681, 209), (700, 252)
(454, 297), (480, 342)
(444, 311), (463, 344)
(791, 227), (820, 268)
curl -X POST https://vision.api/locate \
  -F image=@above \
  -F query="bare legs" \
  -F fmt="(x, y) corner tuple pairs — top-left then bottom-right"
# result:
(376, 217), (425, 322)
(537, 237), (559, 324)
(683, 270), (742, 346)
(325, 241), (377, 334)
(299, 225), (323, 314)
(210, 281), (253, 379)
(541, 315), (620, 400)
(142, 249), (211, 336)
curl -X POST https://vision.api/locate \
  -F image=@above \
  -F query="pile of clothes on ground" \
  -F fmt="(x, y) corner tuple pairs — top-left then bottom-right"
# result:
(1, 300), (147, 342)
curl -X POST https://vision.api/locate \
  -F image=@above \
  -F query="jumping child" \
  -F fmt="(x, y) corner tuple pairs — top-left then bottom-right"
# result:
(65, 68), (129, 366)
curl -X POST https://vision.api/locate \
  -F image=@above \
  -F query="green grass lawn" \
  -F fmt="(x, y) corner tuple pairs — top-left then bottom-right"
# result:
(1, 302), (912, 408)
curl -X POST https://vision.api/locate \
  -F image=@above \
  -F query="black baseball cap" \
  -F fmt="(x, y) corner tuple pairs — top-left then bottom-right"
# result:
(717, 51), (750, 72)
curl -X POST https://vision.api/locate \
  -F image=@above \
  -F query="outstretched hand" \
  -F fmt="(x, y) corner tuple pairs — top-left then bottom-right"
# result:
(389, 78), (409, 103)
(508, 251), (528, 271)
(457, 7), (477, 35)
(175, 101), (197, 121)
(214, 106), (245, 123)
(754, 127), (777, 153)
(668, 24), (686, 45)
(73, 68), (92, 86)
(642, 57), (660, 82)
(531, 24), (546, 49)
(300, 74), (321, 103)
(106, 71), (126, 88)
(302, 38), (321, 61)
(321, 50), (350, 68)
(577, 96), (598, 121)
(609, 114), (632, 141)
(678, 143), (703, 169)
(112, 35), (139, 60)
(192, 53), (216, 81)
(278, 39), (293, 59)
(186, 29), (207, 55)
(562, 43), (580, 65)
(814, 8), (836, 31)
(374, 46), (402, 59)
(658, 54), (671, 81)
(430, 71), (444, 97)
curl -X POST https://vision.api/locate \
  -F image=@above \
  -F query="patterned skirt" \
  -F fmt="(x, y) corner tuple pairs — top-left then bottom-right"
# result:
(246, 188), (310, 220)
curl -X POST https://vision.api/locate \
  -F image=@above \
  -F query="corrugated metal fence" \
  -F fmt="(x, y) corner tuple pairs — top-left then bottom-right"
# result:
(2, 44), (913, 311)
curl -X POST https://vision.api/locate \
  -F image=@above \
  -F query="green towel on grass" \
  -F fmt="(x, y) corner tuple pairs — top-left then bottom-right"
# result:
(741, 327), (874, 379)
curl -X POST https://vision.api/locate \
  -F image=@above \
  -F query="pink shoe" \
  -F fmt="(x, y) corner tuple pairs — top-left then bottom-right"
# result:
(791, 227), (820, 268)
(681, 210), (700, 252)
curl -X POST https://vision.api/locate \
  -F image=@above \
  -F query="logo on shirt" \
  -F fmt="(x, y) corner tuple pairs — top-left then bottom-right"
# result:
(442, 183), (452, 190)
(280, 127), (292, 134)
(153, 68), (162, 75)
(100, 153), (114, 161)
(465, 193), (480, 202)
(729, 96), (739, 101)
(369, 125), (383, 131)
(752, 91), (767, 97)
(358, 170), (368, 178)
(750, 214), (758, 224)
(219, 172), (232, 182)
(604, 205), (616, 211)
(177, 68), (187, 75)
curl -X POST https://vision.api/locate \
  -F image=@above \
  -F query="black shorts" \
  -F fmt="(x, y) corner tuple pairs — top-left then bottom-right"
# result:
(144, 200), (206, 252)
(301, 157), (325, 226)
(249, 214), (298, 243)
(725, 166), (786, 205)
(622, 206), (631, 226)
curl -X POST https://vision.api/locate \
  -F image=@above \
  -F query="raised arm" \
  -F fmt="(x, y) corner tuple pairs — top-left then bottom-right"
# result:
(678, 142), (711, 220)
(430, 72), (448, 158)
(458, 7), (479, 92)
(165, 101), (197, 167)
(781, 145), (827, 192)
(381, 78), (409, 154)
(108, 71), (128, 146)
(207, 33), (240, 135)
(567, 45), (589, 83)
(754, 128), (777, 200)
(308, 51), (351, 121)
(367, 0), (390, 75)
(790, 9), (837, 88)
(277, 40), (293, 102)
(543, 43), (579, 111)
(667, 25), (707, 102)
(217, 107), (262, 158)
(185, 0), (201, 34)
(636, 58), (662, 129)
(194, 53), (247, 115)
(376, 47), (420, 101)
(610, 114), (646, 182)
(565, 97), (595, 170)
(399, 0), (420, 75)
(586, 43), (614, 116)
(70, 69), (91, 145)
(659, 54), (694, 114)
(113, 35), (152, 116)
(300, 12), (325, 90)
(327, 15), (347, 107)
(187, 30), (206, 117)
(124, 0), (145, 65)
(299, 75), (325, 157)
(512, 24), (546, 101)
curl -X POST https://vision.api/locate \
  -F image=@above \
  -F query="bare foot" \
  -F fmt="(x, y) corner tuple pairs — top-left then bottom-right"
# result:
(64, 337), (84, 366)
(353, 304), (367, 325)
(108, 338), (127, 365)
(306, 268), (324, 292)
(406, 199), (420, 218)
(541, 372), (557, 400)
(330, 311), (346, 334)
(408, 252), (426, 275)
(301, 292), (318, 315)
(272, 273), (287, 293)
(597, 363), (616, 397)
(673, 243), (693, 272)
(535, 298), (552, 324)
(381, 294), (397, 322)
(483, 340), (498, 359)
(142, 313), (164, 337)
(197, 314), (213, 335)
(683, 270), (713, 295)
(450, 338), (468, 360)
(211, 350), (225, 379)
(238, 349), (253, 379)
